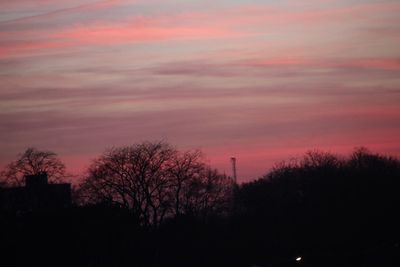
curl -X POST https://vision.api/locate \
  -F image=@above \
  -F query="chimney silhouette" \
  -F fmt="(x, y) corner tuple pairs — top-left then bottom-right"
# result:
(230, 157), (237, 183)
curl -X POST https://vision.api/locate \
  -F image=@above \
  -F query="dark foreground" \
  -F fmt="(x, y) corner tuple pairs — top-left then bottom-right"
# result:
(1, 149), (399, 267)
(1, 195), (399, 267)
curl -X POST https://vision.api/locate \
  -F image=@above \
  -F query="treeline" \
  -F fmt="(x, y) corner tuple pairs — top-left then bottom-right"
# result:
(1, 143), (399, 267)
(234, 148), (400, 266)
(0, 142), (234, 226)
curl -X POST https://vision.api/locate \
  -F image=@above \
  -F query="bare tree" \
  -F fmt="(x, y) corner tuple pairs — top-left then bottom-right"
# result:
(79, 142), (176, 227)
(301, 150), (343, 169)
(180, 167), (233, 219)
(0, 147), (67, 187)
(78, 141), (233, 226)
(167, 149), (204, 216)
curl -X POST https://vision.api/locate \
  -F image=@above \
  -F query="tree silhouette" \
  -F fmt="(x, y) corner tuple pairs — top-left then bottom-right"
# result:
(1, 146), (399, 267)
(168, 149), (204, 217)
(0, 147), (67, 187)
(233, 148), (400, 266)
(167, 150), (233, 218)
(78, 141), (233, 227)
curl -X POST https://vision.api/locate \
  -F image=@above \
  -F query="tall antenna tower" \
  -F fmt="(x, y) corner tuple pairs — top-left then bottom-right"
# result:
(230, 157), (237, 183)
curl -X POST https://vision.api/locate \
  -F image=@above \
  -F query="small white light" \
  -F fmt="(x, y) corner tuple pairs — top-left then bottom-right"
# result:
(296, 257), (302, 262)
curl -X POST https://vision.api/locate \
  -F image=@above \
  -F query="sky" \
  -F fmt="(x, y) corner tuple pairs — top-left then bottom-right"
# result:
(1, 0), (400, 182)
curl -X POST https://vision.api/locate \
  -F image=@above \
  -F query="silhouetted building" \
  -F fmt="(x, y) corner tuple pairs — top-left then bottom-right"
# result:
(0, 173), (71, 211)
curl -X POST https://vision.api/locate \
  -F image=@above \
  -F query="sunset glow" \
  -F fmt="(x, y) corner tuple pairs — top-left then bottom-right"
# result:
(1, 0), (399, 181)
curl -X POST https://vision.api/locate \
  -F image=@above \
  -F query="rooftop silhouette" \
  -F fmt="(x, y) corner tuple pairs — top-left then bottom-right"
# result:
(0, 172), (71, 212)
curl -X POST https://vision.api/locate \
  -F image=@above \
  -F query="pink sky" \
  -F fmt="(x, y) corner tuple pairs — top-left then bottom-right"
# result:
(1, 0), (400, 182)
